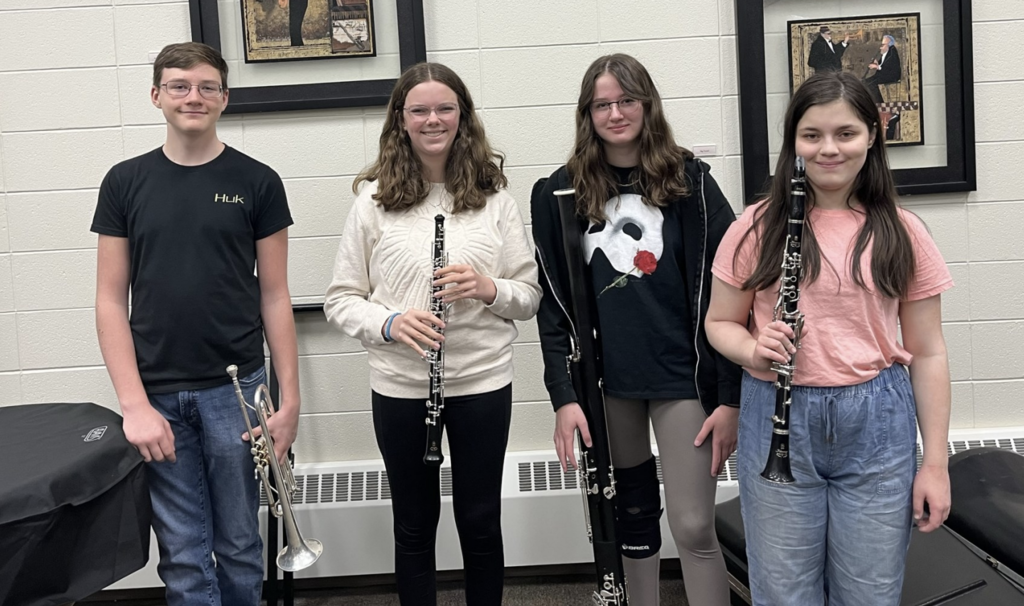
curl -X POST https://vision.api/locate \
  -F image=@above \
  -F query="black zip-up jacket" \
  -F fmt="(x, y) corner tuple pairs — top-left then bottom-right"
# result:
(530, 158), (742, 417)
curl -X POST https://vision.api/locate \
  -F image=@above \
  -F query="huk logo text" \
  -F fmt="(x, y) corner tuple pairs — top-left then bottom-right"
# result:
(214, 194), (245, 204)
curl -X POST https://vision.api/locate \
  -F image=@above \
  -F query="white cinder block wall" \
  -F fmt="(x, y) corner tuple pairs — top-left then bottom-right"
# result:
(0, 1), (1020, 464)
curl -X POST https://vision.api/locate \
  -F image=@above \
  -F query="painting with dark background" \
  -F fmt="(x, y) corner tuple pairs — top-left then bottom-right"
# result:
(789, 13), (922, 146)
(241, 0), (375, 62)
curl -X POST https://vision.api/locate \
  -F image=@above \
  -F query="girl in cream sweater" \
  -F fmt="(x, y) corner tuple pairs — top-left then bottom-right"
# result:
(324, 62), (540, 606)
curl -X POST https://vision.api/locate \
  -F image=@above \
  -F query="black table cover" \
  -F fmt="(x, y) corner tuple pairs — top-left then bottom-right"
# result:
(0, 402), (151, 606)
(947, 447), (1024, 577)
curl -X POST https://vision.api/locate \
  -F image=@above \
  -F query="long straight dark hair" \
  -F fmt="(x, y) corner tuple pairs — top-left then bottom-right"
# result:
(567, 54), (693, 223)
(738, 71), (915, 299)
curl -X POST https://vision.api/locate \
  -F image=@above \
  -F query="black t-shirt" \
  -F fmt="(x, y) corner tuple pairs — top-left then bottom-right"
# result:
(586, 166), (697, 400)
(91, 146), (293, 394)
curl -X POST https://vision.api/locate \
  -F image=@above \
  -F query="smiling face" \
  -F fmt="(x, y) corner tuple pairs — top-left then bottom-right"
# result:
(590, 73), (644, 155)
(151, 64), (228, 137)
(794, 99), (876, 199)
(401, 80), (460, 169)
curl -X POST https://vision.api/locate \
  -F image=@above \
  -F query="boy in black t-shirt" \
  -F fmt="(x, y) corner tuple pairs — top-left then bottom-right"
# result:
(92, 42), (299, 606)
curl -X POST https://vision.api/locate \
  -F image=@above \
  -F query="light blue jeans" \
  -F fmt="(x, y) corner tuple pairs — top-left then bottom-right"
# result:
(146, 366), (266, 606)
(737, 365), (917, 606)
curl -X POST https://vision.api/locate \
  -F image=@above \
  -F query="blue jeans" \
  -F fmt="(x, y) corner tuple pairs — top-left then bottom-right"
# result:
(146, 366), (265, 606)
(738, 365), (917, 606)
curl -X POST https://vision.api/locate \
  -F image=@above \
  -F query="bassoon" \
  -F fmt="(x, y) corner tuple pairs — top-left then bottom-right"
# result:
(553, 188), (629, 605)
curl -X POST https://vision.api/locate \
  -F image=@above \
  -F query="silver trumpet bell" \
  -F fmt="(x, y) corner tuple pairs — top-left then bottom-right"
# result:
(227, 365), (323, 572)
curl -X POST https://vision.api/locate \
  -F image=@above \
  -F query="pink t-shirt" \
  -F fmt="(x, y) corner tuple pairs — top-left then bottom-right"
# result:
(712, 202), (953, 387)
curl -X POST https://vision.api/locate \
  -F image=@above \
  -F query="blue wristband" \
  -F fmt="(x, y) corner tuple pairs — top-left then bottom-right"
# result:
(384, 312), (400, 342)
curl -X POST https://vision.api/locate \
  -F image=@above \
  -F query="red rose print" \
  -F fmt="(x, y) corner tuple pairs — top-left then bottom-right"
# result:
(634, 250), (657, 275)
(599, 249), (659, 296)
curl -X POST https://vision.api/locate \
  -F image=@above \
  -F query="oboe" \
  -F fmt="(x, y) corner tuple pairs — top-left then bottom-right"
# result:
(424, 214), (450, 466)
(553, 187), (628, 605)
(761, 156), (807, 485)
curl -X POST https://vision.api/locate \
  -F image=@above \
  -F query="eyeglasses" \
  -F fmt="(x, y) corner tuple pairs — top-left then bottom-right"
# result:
(402, 104), (459, 120)
(160, 80), (225, 99)
(591, 97), (640, 115)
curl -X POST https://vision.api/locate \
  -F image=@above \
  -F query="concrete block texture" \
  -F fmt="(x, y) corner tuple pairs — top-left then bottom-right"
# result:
(597, 0), (718, 42)
(0, 313), (18, 371)
(0, 197), (8, 253)
(6, 190), (99, 252)
(0, 372), (23, 406)
(0, 7), (116, 71)
(975, 20), (1024, 83)
(479, 0), (599, 48)
(968, 262), (1024, 321)
(0, 255), (14, 312)
(2, 129), (125, 192)
(112, 2), (191, 67)
(973, 380), (1024, 427)
(424, 0), (479, 52)
(0, 69), (121, 132)
(12, 249), (97, 311)
(242, 116), (367, 179)
(16, 308), (103, 370)
(970, 321), (1024, 381)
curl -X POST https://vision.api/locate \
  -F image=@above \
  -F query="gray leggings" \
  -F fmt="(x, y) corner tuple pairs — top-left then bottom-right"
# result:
(605, 396), (730, 606)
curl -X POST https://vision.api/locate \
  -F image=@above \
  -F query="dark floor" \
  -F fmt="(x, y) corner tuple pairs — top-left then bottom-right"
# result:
(278, 575), (689, 605)
(84, 570), (691, 605)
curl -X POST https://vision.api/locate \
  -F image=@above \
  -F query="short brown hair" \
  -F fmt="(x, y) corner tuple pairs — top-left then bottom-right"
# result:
(152, 42), (229, 88)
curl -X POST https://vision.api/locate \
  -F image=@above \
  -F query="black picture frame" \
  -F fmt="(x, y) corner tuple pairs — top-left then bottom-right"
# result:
(735, 0), (975, 203)
(188, 0), (426, 114)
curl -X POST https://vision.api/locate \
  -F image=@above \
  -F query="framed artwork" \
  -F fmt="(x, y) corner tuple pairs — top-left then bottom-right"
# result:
(789, 13), (922, 147)
(735, 0), (975, 203)
(188, 0), (425, 113)
(240, 0), (376, 63)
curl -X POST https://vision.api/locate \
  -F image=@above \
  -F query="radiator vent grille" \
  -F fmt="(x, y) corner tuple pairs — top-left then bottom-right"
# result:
(516, 436), (1022, 494)
(518, 461), (578, 492)
(260, 469), (393, 506)
(258, 435), (1024, 506)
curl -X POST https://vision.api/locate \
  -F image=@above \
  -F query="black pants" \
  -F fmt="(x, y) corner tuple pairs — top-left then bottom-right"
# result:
(863, 75), (887, 104)
(372, 384), (512, 606)
(289, 0), (308, 46)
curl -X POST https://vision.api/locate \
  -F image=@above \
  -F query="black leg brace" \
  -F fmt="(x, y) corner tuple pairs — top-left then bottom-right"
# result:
(614, 455), (663, 559)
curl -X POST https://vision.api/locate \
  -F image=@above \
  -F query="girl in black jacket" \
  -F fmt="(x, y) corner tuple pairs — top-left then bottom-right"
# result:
(530, 54), (741, 606)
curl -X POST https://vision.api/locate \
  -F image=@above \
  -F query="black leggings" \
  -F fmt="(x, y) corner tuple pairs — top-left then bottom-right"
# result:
(372, 384), (512, 606)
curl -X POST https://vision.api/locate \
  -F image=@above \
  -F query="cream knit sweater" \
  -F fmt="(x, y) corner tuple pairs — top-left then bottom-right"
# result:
(324, 182), (542, 399)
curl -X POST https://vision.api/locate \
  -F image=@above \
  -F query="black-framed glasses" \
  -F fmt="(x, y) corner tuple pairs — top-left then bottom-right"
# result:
(591, 97), (640, 115)
(160, 80), (225, 100)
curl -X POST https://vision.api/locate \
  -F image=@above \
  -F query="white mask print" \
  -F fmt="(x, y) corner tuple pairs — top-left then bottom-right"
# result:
(583, 193), (664, 274)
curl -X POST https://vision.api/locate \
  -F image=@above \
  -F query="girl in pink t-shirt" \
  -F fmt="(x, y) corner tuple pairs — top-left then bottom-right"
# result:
(706, 71), (953, 606)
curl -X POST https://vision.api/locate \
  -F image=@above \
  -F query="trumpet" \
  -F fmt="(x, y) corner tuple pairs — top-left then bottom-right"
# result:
(227, 364), (323, 572)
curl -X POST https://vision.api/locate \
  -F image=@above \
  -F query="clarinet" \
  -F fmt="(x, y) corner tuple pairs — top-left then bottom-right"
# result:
(424, 214), (450, 466)
(553, 188), (628, 605)
(761, 156), (807, 484)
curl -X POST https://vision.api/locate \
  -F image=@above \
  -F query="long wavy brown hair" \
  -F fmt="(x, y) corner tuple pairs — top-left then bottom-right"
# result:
(567, 54), (694, 223)
(354, 62), (507, 213)
(737, 71), (914, 299)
